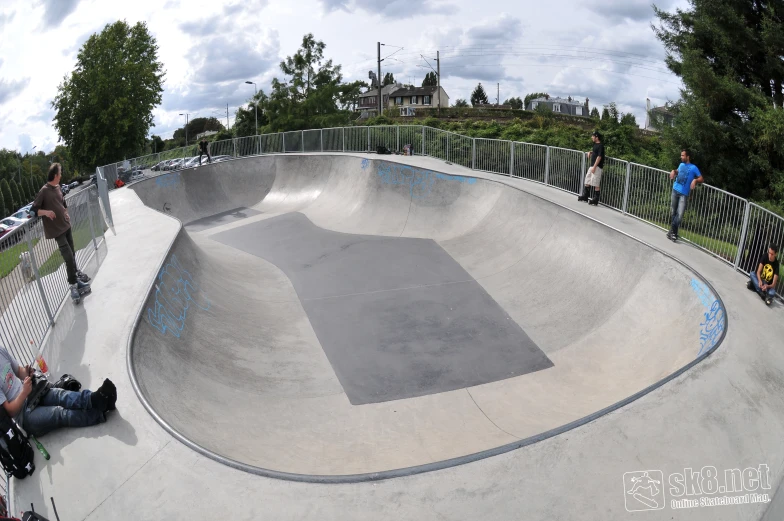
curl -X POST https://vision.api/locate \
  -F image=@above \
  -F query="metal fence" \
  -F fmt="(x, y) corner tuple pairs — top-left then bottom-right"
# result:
(100, 125), (784, 297)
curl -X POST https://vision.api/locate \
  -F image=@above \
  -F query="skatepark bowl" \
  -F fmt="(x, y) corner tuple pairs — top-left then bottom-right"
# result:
(128, 153), (726, 481)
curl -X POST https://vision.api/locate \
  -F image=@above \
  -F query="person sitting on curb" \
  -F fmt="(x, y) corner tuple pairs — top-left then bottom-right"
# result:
(747, 244), (779, 306)
(0, 346), (116, 437)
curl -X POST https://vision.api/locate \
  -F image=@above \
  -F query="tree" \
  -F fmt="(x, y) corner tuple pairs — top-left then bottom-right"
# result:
(422, 72), (438, 87)
(454, 98), (469, 107)
(504, 97), (523, 109)
(9, 180), (22, 210)
(601, 107), (611, 121)
(234, 90), (269, 137)
(265, 34), (355, 131)
(471, 83), (489, 106)
(150, 135), (165, 153)
(52, 20), (165, 171)
(524, 92), (549, 107)
(0, 180), (12, 216)
(654, 0), (784, 201)
(620, 112), (638, 127)
(382, 72), (396, 86)
(0, 189), (6, 220)
(590, 107), (601, 119)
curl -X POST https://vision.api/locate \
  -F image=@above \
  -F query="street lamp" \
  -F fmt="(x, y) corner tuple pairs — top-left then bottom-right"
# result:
(245, 81), (258, 136)
(179, 113), (190, 146)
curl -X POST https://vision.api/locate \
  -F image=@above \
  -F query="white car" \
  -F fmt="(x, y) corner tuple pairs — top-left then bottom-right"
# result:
(0, 217), (26, 231)
(10, 210), (32, 222)
(130, 171), (146, 182)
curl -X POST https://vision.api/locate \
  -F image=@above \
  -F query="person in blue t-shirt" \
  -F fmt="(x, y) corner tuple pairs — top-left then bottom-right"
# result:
(667, 149), (704, 241)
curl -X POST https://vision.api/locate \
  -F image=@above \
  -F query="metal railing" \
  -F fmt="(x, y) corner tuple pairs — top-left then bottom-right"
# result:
(99, 125), (784, 297)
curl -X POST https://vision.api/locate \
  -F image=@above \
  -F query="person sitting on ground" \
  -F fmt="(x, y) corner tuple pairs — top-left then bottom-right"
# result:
(747, 244), (779, 306)
(0, 346), (116, 437)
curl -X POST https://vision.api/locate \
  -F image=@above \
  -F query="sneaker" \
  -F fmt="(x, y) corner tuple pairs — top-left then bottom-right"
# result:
(77, 280), (90, 290)
(70, 284), (81, 303)
(666, 231), (675, 241)
(97, 378), (117, 411)
(90, 389), (109, 411)
(747, 281), (755, 291)
(766, 296), (773, 306)
(76, 270), (90, 283)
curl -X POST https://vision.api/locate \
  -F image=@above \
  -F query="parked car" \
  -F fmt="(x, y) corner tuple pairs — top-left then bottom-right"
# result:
(130, 171), (145, 182)
(212, 155), (232, 163)
(10, 209), (32, 222)
(0, 224), (11, 239)
(61, 184), (70, 195)
(0, 217), (27, 234)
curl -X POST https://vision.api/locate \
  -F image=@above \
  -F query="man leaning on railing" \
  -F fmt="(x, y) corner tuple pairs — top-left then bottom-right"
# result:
(31, 163), (92, 304)
(667, 149), (704, 242)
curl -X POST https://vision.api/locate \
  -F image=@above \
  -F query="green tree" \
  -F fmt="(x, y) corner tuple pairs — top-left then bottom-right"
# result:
(422, 72), (438, 87)
(234, 90), (269, 137)
(382, 72), (396, 86)
(150, 135), (165, 153)
(524, 92), (549, 107)
(52, 20), (165, 171)
(0, 189), (6, 219)
(453, 98), (469, 107)
(9, 180), (22, 210)
(504, 97), (523, 109)
(470, 83), (489, 106)
(590, 107), (601, 119)
(0, 180), (12, 217)
(654, 0), (784, 201)
(601, 107), (611, 121)
(620, 112), (638, 127)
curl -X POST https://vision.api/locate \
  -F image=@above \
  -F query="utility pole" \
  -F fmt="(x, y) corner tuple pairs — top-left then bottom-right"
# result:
(377, 42), (383, 117)
(497, 83), (500, 106)
(227, 104), (230, 130)
(436, 50), (441, 116)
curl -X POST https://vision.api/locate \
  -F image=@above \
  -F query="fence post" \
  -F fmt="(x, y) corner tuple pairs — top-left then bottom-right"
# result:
(25, 225), (54, 326)
(301, 130), (305, 153)
(622, 162), (632, 214)
(544, 146), (550, 185)
(472, 139), (476, 170)
(510, 142), (515, 177)
(282, 133), (286, 154)
(396, 126), (400, 152)
(232, 138), (237, 158)
(734, 201), (752, 270)
(367, 127), (371, 152)
(320, 129), (323, 152)
(86, 191), (99, 251)
(421, 127), (425, 156)
(446, 133), (450, 162)
(342, 128), (346, 152)
(580, 151), (586, 188)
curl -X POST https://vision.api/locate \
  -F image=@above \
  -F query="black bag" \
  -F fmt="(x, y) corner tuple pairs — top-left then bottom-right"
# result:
(27, 372), (82, 410)
(376, 145), (391, 155)
(0, 411), (35, 479)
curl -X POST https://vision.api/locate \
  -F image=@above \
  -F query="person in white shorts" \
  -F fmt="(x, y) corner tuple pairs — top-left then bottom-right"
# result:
(578, 131), (605, 206)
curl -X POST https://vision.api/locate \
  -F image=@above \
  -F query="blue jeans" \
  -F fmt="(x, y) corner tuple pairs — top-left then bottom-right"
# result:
(750, 272), (777, 297)
(670, 191), (688, 235)
(21, 388), (105, 437)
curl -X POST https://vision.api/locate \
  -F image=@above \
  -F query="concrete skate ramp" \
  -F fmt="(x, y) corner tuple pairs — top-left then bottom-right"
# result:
(129, 154), (726, 479)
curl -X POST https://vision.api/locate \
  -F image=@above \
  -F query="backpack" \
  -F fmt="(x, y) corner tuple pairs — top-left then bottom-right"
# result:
(0, 411), (35, 479)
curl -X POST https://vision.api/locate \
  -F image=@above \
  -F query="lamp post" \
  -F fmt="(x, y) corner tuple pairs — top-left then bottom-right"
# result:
(179, 113), (190, 146)
(245, 81), (258, 136)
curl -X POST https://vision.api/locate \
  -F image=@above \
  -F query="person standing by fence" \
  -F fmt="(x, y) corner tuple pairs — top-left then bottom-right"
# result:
(198, 139), (212, 165)
(667, 149), (704, 241)
(31, 163), (91, 304)
(578, 131), (604, 206)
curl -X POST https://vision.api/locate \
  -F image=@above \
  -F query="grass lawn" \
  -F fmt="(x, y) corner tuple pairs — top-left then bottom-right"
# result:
(0, 237), (40, 278)
(37, 224), (95, 278)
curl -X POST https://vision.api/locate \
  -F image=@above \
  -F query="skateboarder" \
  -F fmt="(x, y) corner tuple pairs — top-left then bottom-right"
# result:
(747, 244), (779, 306)
(31, 163), (91, 304)
(0, 346), (116, 437)
(577, 131), (604, 206)
(198, 139), (212, 165)
(667, 149), (704, 241)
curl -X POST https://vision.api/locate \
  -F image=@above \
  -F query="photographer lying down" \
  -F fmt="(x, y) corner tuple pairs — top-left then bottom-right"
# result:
(0, 347), (116, 437)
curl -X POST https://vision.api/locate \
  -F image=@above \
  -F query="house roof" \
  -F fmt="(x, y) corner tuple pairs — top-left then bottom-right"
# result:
(390, 86), (440, 97)
(530, 96), (585, 106)
(358, 83), (403, 98)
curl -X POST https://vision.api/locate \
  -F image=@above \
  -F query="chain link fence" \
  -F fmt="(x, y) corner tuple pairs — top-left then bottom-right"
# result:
(99, 125), (784, 297)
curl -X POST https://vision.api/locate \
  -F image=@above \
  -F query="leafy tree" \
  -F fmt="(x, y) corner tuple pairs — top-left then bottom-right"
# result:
(174, 117), (225, 141)
(601, 107), (611, 121)
(504, 97), (523, 109)
(234, 90), (269, 137)
(654, 0), (784, 201)
(422, 72), (438, 87)
(211, 128), (234, 142)
(0, 180), (12, 217)
(590, 107), (601, 119)
(52, 20), (165, 171)
(0, 189), (6, 219)
(9, 180), (22, 210)
(265, 34), (358, 131)
(150, 135), (165, 153)
(453, 98), (469, 107)
(524, 92), (549, 107)
(620, 112), (638, 127)
(470, 83), (489, 106)
(382, 72), (396, 86)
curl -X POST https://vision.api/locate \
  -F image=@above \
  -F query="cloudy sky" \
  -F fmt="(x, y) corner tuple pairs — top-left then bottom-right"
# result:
(0, 0), (687, 154)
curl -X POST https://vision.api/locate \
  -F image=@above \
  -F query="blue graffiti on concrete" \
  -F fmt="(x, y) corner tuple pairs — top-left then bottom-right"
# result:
(691, 278), (725, 356)
(361, 158), (370, 170)
(156, 173), (181, 188)
(147, 254), (210, 338)
(375, 161), (476, 199)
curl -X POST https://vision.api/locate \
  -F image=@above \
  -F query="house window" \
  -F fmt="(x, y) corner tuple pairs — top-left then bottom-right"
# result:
(575, 106), (583, 116)
(396, 97), (402, 105)
(424, 95), (431, 105)
(531, 102), (538, 109)
(553, 103), (561, 113)
(411, 96), (417, 104)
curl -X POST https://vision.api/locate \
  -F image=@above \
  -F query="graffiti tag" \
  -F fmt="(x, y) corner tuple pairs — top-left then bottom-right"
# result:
(690, 278), (725, 356)
(155, 173), (181, 188)
(376, 162), (476, 199)
(147, 254), (210, 338)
